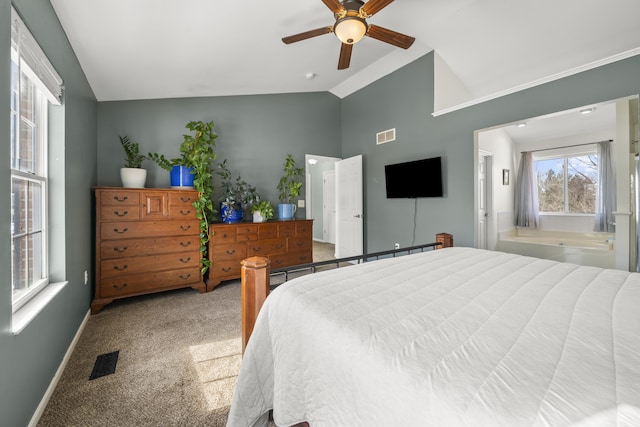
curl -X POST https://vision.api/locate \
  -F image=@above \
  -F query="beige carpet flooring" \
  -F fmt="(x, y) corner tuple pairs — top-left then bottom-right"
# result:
(37, 241), (335, 427)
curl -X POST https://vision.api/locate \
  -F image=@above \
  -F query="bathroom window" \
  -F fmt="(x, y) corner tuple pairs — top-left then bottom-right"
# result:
(535, 153), (598, 214)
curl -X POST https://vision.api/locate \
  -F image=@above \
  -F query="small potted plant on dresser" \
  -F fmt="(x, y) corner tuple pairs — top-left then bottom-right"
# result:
(251, 200), (274, 223)
(216, 159), (260, 223)
(148, 120), (218, 273)
(277, 153), (303, 220)
(119, 135), (148, 188)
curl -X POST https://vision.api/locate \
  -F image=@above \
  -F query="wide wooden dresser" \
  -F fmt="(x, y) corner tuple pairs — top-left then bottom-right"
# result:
(208, 219), (313, 289)
(92, 187), (206, 314)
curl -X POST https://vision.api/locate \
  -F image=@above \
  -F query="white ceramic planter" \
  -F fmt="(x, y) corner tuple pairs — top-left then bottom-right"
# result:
(253, 211), (265, 223)
(120, 167), (147, 188)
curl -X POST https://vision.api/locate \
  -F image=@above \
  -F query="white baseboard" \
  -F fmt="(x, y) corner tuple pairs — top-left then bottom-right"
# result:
(28, 309), (91, 427)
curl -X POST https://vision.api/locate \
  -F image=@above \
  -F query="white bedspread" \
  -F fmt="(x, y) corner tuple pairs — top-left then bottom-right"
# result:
(227, 247), (640, 426)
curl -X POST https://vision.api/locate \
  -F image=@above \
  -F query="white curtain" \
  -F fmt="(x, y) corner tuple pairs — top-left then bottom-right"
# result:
(514, 152), (539, 228)
(594, 141), (616, 232)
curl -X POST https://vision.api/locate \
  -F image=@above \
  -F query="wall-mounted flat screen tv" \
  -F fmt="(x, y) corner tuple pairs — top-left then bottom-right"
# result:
(385, 156), (443, 198)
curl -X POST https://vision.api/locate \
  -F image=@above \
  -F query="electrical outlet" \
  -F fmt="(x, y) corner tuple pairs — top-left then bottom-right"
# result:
(394, 243), (400, 250)
(84, 270), (88, 285)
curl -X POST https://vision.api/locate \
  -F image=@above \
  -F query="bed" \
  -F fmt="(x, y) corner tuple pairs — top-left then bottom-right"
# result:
(227, 246), (640, 427)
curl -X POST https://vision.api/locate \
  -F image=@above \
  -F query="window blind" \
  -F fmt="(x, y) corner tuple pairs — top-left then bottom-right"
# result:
(11, 7), (64, 105)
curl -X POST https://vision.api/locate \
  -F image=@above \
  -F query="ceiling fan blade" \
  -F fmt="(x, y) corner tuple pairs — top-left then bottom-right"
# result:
(361, 0), (394, 17)
(338, 43), (353, 70)
(321, 0), (344, 14)
(282, 27), (332, 44)
(366, 24), (415, 49)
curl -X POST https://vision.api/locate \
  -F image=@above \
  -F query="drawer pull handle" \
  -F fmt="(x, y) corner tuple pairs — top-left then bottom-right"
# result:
(113, 228), (128, 234)
(113, 196), (128, 202)
(114, 265), (128, 271)
(180, 241), (191, 247)
(113, 246), (128, 253)
(180, 197), (192, 202)
(226, 249), (236, 255)
(222, 266), (231, 272)
(252, 246), (261, 251)
(297, 242), (304, 247)
(113, 210), (128, 217)
(274, 259), (283, 265)
(275, 244), (283, 249)
(179, 209), (191, 215)
(222, 233), (228, 238)
(179, 257), (191, 263)
(179, 225), (191, 231)
(112, 283), (128, 290)
(179, 273), (191, 280)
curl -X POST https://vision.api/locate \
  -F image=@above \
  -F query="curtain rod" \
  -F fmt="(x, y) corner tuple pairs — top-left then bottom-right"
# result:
(522, 139), (613, 154)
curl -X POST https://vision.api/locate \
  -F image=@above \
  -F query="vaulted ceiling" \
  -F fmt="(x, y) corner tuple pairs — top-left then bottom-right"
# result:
(50, 0), (640, 103)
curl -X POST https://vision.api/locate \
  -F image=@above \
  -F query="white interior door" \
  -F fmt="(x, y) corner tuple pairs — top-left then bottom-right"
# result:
(335, 155), (363, 258)
(323, 170), (336, 244)
(478, 155), (488, 249)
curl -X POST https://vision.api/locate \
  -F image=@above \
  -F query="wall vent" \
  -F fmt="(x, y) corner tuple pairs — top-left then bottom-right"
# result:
(376, 128), (396, 145)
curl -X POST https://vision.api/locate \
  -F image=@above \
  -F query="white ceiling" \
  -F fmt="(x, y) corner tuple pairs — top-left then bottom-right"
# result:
(49, 0), (640, 103)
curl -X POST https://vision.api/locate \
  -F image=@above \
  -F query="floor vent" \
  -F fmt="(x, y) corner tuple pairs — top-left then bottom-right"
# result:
(376, 128), (396, 145)
(89, 351), (119, 380)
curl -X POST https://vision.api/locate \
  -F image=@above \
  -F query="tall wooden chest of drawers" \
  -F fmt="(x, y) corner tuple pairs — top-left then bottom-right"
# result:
(208, 219), (313, 289)
(92, 187), (206, 314)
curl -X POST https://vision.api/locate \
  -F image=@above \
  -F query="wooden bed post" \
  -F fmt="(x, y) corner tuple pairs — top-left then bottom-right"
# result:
(241, 256), (271, 354)
(436, 232), (453, 249)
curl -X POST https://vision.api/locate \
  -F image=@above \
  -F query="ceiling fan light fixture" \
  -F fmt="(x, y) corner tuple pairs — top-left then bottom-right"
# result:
(334, 16), (367, 44)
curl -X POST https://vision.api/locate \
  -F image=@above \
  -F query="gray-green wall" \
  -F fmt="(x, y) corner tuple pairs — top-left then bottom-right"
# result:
(97, 93), (343, 219)
(342, 52), (640, 250)
(0, 1), (97, 425)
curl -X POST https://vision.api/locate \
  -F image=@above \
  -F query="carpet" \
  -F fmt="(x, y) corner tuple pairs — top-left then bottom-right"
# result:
(37, 242), (335, 427)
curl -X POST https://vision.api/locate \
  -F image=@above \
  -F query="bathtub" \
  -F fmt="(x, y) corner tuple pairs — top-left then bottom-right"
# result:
(496, 229), (615, 269)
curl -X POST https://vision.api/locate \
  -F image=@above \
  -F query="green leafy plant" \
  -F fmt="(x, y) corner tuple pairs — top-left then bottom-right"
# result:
(277, 153), (304, 203)
(119, 135), (147, 168)
(250, 200), (274, 221)
(149, 120), (218, 273)
(216, 159), (260, 221)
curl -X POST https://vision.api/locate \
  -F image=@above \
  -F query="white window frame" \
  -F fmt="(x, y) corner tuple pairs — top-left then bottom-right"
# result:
(10, 7), (66, 333)
(533, 145), (598, 216)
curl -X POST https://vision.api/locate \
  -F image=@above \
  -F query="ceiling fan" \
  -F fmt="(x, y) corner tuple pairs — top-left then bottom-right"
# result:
(282, 0), (415, 70)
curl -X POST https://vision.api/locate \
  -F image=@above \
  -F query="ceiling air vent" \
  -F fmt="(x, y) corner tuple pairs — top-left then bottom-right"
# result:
(376, 128), (396, 145)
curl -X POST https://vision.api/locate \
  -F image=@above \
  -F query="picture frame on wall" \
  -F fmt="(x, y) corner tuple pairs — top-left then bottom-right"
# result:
(503, 169), (510, 185)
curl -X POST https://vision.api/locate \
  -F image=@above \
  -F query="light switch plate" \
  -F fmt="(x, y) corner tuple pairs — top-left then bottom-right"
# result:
(298, 200), (305, 208)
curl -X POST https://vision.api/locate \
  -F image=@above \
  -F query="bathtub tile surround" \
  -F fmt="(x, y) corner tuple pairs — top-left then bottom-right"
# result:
(497, 229), (615, 269)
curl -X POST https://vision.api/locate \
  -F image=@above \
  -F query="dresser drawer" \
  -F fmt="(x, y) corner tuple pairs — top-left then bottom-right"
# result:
(168, 192), (197, 219)
(247, 238), (286, 257)
(289, 236), (312, 252)
(258, 223), (278, 239)
(100, 235), (200, 259)
(295, 221), (312, 236)
(100, 205), (141, 221)
(101, 220), (199, 240)
(101, 251), (201, 278)
(211, 242), (247, 260)
(278, 222), (296, 237)
(99, 267), (201, 298)
(211, 226), (237, 244)
(99, 190), (141, 206)
(210, 259), (243, 279)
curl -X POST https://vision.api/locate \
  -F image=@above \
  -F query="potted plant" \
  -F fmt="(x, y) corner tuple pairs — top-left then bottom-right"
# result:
(148, 120), (218, 273)
(277, 153), (303, 220)
(250, 200), (274, 223)
(119, 135), (148, 188)
(216, 159), (260, 223)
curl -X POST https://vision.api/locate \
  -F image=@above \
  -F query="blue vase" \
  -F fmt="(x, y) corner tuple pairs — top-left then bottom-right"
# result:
(278, 203), (296, 220)
(220, 203), (243, 223)
(170, 165), (195, 188)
